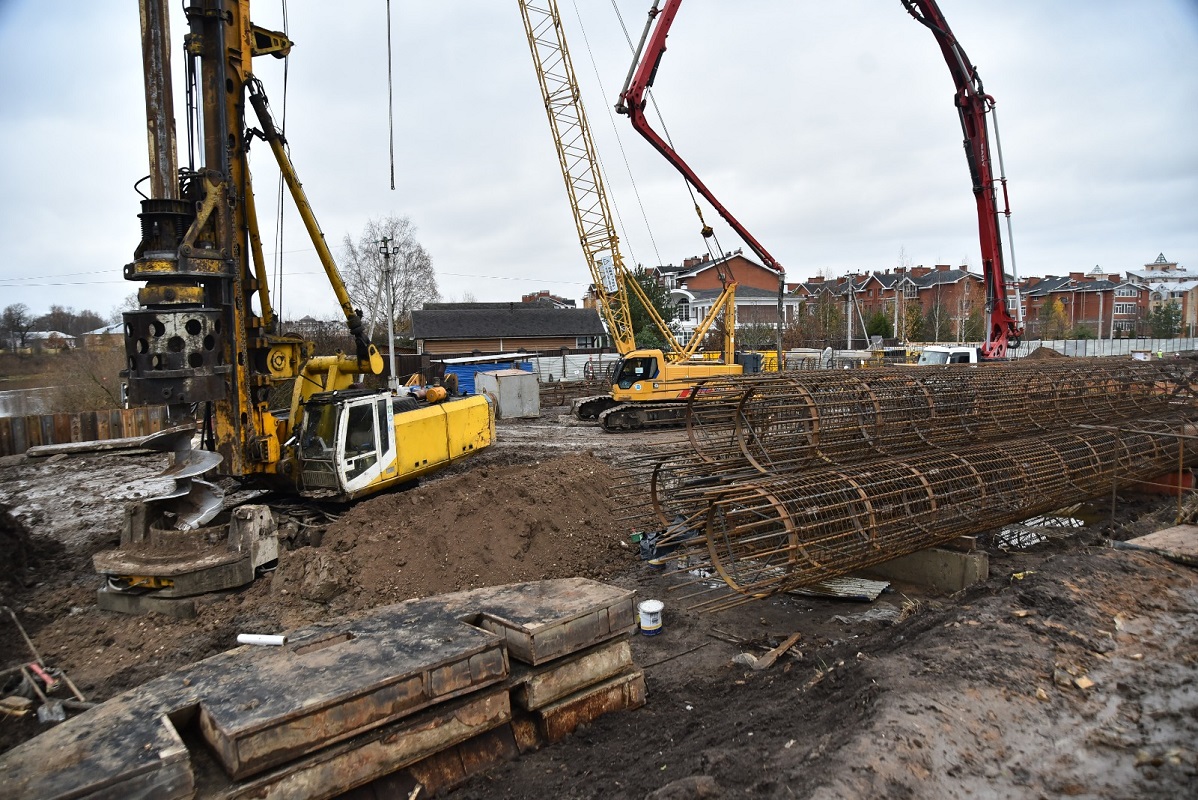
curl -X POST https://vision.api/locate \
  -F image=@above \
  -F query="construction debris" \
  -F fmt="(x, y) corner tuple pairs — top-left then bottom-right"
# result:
(1114, 524), (1198, 566)
(1, 606), (89, 728)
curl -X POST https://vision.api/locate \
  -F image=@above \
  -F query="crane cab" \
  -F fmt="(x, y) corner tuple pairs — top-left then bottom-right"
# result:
(609, 349), (743, 403)
(296, 388), (494, 501)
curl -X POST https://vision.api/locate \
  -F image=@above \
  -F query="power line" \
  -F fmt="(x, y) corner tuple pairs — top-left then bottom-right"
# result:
(0, 271), (589, 291)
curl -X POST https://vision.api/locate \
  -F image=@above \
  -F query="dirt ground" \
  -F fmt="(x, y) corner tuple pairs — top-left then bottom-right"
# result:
(1, 405), (1196, 798)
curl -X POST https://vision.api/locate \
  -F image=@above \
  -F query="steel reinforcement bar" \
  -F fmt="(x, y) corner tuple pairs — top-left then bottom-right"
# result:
(612, 358), (1198, 531)
(657, 417), (1195, 604)
(684, 359), (1194, 471)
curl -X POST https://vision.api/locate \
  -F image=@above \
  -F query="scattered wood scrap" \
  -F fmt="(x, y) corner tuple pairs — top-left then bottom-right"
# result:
(1116, 524), (1198, 567)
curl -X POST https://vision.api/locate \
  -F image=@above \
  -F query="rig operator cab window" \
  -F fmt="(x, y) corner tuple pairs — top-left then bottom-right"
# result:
(338, 394), (396, 493)
(298, 391), (396, 495)
(614, 356), (660, 389)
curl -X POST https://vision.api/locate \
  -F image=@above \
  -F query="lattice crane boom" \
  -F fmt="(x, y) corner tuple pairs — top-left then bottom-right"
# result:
(517, 0), (735, 362)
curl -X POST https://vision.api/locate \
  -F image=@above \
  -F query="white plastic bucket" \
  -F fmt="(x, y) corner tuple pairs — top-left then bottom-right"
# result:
(638, 599), (664, 635)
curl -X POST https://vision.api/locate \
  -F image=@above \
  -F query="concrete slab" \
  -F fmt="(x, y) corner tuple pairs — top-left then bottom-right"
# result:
(865, 547), (989, 593)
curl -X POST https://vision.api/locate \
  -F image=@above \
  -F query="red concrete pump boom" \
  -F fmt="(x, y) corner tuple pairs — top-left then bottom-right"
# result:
(619, 0), (1024, 358)
(902, 0), (1023, 357)
(616, 0), (786, 363)
(616, 1), (784, 279)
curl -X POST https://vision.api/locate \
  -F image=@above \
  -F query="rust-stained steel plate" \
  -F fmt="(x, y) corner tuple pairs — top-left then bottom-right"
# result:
(0, 578), (639, 800)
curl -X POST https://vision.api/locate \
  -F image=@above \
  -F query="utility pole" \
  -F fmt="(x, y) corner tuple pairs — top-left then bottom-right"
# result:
(845, 277), (854, 350)
(379, 237), (398, 392)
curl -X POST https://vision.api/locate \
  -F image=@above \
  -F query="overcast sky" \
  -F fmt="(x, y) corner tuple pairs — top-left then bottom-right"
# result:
(1, 1), (1195, 322)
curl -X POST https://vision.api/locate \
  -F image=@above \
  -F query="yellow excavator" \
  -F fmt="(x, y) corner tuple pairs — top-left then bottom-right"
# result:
(93, 0), (492, 611)
(519, 1), (776, 432)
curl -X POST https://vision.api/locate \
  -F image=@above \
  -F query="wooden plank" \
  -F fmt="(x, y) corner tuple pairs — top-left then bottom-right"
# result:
(118, 408), (133, 439)
(26, 435), (152, 457)
(1119, 524), (1198, 566)
(95, 411), (110, 441)
(11, 417), (27, 455)
(79, 411), (98, 443)
(27, 416), (44, 449)
(0, 418), (13, 457)
(51, 413), (70, 444)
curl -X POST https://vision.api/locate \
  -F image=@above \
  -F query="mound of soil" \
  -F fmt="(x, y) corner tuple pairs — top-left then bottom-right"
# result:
(1024, 346), (1068, 359)
(455, 548), (1198, 799)
(274, 453), (634, 610)
(0, 503), (64, 603)
(0, 451), (639, 757)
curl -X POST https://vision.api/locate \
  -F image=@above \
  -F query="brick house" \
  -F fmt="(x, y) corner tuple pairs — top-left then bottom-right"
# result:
(1022, 271), (1148, 338)
(648, 249), (798, 336)
(795, 265), (986, 340)
(411, 303), (607, 356)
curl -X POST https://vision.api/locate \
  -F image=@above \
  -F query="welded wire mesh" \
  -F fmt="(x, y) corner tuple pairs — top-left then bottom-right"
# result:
(688, 359), (1187, 469)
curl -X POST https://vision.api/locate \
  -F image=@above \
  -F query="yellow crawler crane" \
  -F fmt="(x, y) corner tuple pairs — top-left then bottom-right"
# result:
(518, 1), (749, 432)
(94, 0), (492, 610)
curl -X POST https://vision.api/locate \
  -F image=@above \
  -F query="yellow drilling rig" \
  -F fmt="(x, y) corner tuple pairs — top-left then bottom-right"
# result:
(93, 0), (493, 614)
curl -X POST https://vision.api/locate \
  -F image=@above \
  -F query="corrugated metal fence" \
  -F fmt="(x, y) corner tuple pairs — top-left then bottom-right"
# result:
(0, 406), (170, 457)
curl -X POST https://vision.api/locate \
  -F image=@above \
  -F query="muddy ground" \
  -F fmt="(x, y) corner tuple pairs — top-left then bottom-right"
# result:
(1, 406), (1195, 798)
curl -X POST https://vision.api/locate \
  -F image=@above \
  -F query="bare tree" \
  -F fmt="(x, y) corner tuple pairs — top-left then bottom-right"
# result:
(33, 305), (106, 336)
(341, 215), (439, 341)
(2, 303), (34, 349)
(110, 292), (140, 325)
(48, 348), (126, 411)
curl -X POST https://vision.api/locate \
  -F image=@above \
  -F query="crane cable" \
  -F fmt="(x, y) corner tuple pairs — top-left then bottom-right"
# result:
(386, 0), (396, 190)
(271, 0), (291, 324)
(609, 1), (729, 284)
(568, 0), (660, 271)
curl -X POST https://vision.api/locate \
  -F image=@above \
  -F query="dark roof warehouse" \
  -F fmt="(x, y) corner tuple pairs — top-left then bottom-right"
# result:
(411, 303), (607, 355)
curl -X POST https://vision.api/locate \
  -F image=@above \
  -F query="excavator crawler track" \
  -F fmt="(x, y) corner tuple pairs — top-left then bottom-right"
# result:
(572, 394), (619, 421)
(598, 402), (687, 433)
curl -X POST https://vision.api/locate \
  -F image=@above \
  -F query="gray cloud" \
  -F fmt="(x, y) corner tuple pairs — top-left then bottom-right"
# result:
(0, 1), (1194, 320)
